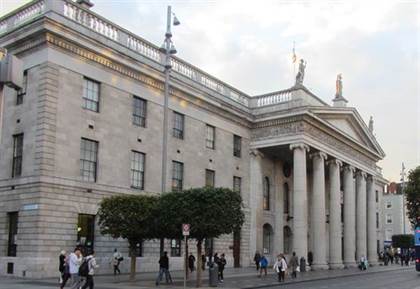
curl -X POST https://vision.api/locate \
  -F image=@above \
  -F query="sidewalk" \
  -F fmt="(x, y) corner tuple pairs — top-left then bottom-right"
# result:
(4, 263), (414, 289)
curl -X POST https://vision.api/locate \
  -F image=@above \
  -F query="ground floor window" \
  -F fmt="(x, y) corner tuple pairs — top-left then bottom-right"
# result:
(7, 212), (18, 257)
(77, 214), (95, 254)
(171, 239), (181, 257)
(263, 224), (273, 254)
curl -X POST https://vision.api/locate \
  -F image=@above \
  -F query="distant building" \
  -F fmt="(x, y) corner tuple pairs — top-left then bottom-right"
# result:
(383, 182), (413, 247)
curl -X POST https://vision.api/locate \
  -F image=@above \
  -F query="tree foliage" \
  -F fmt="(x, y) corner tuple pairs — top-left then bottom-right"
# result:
(405, 166), (420, 226)
(97, 194), (159, 280)
(392, 234), (414, 249)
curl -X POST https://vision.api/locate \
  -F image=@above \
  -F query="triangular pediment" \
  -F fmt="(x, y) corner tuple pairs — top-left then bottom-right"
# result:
(310, 107), (385, 159)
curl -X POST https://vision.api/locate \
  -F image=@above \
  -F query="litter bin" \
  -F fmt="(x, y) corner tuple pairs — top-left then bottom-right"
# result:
(208, 262), (219, 287)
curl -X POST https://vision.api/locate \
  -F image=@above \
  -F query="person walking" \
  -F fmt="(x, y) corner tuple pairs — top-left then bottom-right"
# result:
(254, 251), (261, 271)
(112, 248), (122, 275)
(81, 250), (99, 289)
(273, 254), (287, 282)
(259, 255), (268, 277)
(59, 251), (70, 289)
(218, 253), (227, 283)
(188, 254), (196, 273)
(289, 252), (299, 279)
(69, 248), (83, 289)
(155, 251), (172, 286)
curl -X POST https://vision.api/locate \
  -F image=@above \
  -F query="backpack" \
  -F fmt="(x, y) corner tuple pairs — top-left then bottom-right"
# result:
(79, 258), (90, 277)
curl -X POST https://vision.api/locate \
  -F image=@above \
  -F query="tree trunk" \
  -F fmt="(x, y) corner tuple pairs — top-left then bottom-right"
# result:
(129, 245), (137, 281)
(196, 239), (203, 288)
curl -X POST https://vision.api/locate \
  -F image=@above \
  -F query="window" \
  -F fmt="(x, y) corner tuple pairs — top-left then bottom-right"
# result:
(131, 151), (145, 189)
(283, 183), (290, 214)
(233, 176), (241, 193)
(82, 78), (100, 112)
(233, 135), (241, 157)
(80, 138), (98, 182)
(386, 214), (392, 224)
(263, 224), (272, 254)
(263, 177), (270, 210)
(376, 212), (379, 229)
(172, 161), (183, 192)
(133, 96), (147, 127)
(205, 169), (215, 187)
(173, 112), (184, 139)
(386, 201), (392, 209)
(12, 134), (23, 178)
(206, 125), (215, 149)
(16, 70), (27, 105)
(385, 229), (393, 241)
(170, 239), (181, 257)
(77, 214), (95, 252)
(7, 212), (18, 257)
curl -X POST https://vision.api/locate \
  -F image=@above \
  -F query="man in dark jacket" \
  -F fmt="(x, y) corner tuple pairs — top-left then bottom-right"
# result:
(188, 254), (196, 273)
(217, 253), (227, 282)
(155, 251), (172, 286)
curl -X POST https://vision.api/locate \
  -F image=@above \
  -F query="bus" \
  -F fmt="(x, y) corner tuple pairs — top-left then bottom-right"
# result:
(415, 225), (420, 271)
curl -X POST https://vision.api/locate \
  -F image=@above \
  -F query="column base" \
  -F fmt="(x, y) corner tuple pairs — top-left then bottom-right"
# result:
(343, 261), (357, 268)
(329, 263), (344, 270)
(311, 263), (329, 270)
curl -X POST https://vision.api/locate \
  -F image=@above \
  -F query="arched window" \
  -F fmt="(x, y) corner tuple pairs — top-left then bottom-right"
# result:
(283, 226), (292, 254)
(263, 224), (273, 254)
(263, 177), (270, 210)
(283, 183), (290, 214)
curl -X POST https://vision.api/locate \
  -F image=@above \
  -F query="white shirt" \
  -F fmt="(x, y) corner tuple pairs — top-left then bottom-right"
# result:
(273, 258), (288, 272)
(69, 252), (83, 274)
(86, 255), (99, 275)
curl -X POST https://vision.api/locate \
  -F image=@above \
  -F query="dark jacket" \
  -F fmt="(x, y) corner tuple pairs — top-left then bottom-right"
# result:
(188, 255), (196, 267)
(218, 257), (227, 270)
(159, 255), (169, 269)
(59, 254), (66, 272)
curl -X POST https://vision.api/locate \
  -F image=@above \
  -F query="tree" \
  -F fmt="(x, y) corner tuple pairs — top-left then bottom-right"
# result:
(158, 187), (244, 287)
(97, 194), (159, 281)
(392, 234), (414, 249)
(405, 166), (420, 226)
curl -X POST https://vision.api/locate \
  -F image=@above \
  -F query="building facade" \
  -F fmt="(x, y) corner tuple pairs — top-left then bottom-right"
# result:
(383, 182), (413, 246)
(0, 0), (387, 278)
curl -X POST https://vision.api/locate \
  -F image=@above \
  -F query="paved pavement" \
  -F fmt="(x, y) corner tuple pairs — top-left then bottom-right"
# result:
(0, 264), (416, 289)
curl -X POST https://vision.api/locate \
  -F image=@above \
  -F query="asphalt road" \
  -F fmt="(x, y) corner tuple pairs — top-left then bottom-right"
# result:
(262, 268), (420, 289)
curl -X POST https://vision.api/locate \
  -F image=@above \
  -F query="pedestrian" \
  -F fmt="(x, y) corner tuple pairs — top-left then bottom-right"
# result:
(213, 253), (220, 265)
(289, 252), (299, 278)
(359, 256), (367, 270)
(201, 254), (206, 271)
(259, 255), (268, 277)
(273, 254), (287, 282)
(59, 251), (70, 289)
(111, 248), (122, 276)
(254, 251), (261, 271)
(59, 250), (66, 284)
(155, 251), (172, 286)
(81, 250), (99, 289)
(307, 251), (313, 267)
(188, 254), (196, 273)
(218, 253), (227, 283)
(69, 248), (83, 289)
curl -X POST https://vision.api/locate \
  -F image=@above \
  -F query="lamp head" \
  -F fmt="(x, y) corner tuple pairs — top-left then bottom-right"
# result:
(173, 15), (180, 26)
(169, 43), (177, 54)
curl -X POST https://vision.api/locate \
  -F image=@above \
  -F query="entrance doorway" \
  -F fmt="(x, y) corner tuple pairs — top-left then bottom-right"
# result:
(233, 230), (241, 267)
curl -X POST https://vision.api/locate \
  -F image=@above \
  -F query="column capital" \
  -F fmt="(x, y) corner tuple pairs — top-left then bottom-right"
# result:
(310, 151), (328, 161)
(290, 142), (310, 152)
(327, 158), (342, 167)
(356, 170), (367, 179)
(367, 175), (375, 183)
(249, 149), (264, 159)
(343, 165), (356, 173)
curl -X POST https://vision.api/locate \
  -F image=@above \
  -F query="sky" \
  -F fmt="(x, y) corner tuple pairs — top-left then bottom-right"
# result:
(1, 0), (419, 182)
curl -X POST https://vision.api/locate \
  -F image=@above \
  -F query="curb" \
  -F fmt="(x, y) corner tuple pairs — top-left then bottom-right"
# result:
(242, 266), (414, 289)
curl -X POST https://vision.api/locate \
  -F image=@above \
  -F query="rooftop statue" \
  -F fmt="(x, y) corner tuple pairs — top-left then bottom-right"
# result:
(335, 73), (343, 97)
(295, 59), (306, 86)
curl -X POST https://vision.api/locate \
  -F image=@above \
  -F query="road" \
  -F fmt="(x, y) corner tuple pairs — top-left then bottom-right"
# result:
(260, 268), (420, 289)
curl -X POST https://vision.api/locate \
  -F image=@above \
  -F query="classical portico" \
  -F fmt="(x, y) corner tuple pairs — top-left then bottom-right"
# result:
(249, 85), (386, 270)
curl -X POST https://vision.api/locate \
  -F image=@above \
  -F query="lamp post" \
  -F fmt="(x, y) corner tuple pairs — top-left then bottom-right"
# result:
(159, 5), (179, 194)
(400, 162), (406, 234)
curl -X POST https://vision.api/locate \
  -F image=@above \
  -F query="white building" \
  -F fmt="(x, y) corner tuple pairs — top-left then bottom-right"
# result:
(0, 0), (387, 278)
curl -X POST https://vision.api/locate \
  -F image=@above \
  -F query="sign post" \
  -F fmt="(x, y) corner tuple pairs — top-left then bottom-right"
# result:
(182, 224), (190, 289)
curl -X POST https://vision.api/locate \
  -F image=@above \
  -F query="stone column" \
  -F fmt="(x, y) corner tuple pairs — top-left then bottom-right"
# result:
(274, 159), (284, 257)
(290, 143), (309, 261)
(343, 165), (356, 267)
(249, 149), (264, 260)
(310, 151), (328, 270)
(328, 159), (343, 269)
(367, 176), (377, 265)
(356, 171), (367, 261)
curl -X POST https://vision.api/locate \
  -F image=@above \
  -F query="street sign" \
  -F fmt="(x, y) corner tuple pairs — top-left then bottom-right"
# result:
(182, 223), (190, 236)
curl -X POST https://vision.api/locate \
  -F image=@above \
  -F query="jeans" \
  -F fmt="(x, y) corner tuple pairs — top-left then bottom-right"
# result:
(70, 273), (82, 289)
(278, 271), (285, 282)
(82, 275), (94, 289)
(113, 264), (121, 275)
(155, 268), (172, 285)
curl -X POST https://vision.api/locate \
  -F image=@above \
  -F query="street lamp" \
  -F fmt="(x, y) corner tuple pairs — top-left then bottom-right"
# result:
(160, 5), (180, 194)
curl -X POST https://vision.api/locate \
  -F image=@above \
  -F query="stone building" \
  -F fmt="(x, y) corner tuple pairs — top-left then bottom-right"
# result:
(0, 0), (387, 278)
